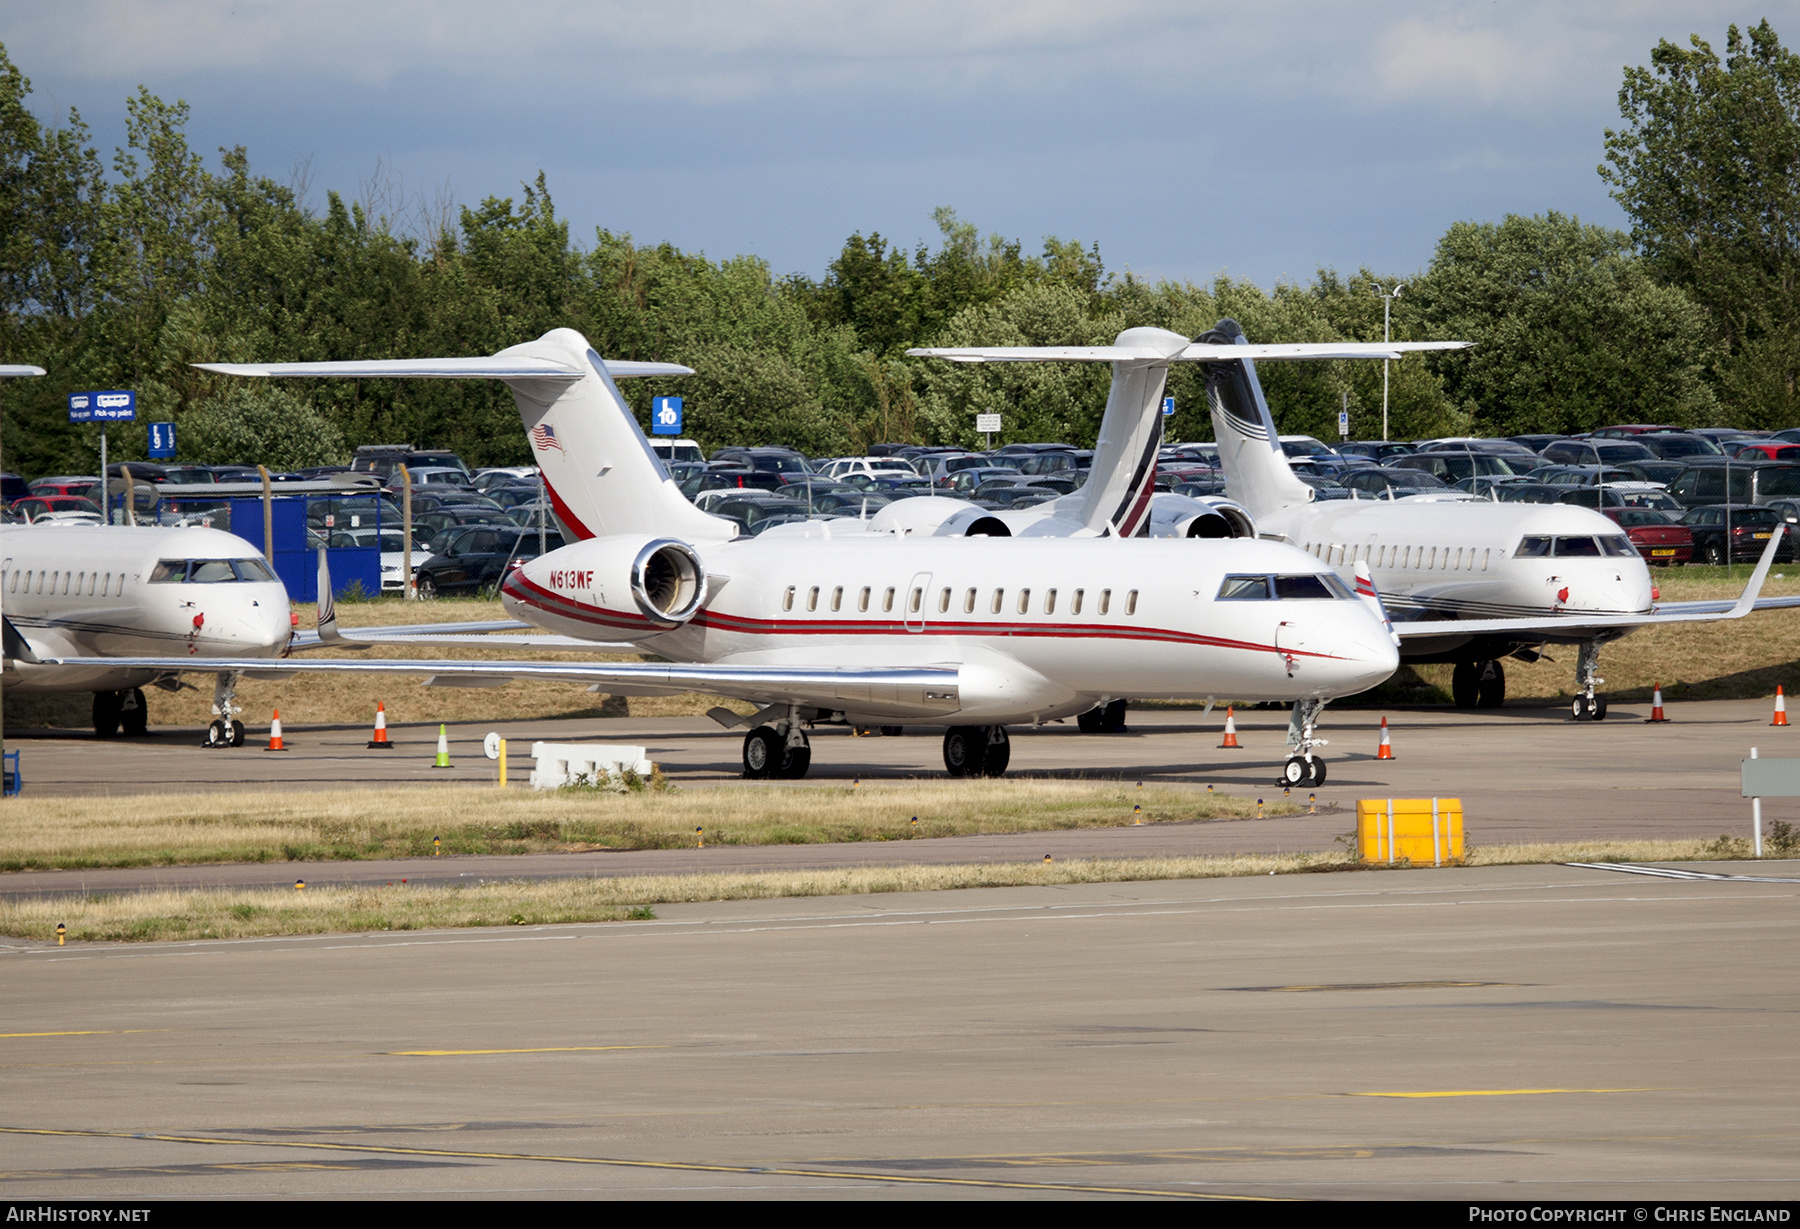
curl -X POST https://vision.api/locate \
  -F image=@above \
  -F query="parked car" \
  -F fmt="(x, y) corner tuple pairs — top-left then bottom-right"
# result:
(1540, 439), (1657, 465)
(1557, 485), (1682, 512)
(414, 526), (566, 597)
(1636, 432), (1724, 460)
(14, 495), (103, 524)
(1679, 504), (1794, 565)
(1601, 507), (1693, 566)
(1666, 461), (1800, 508)
(1336, 441), (1419, 463)
(1732, 442), (1800, 462)
(1387, 453), (1523, 483)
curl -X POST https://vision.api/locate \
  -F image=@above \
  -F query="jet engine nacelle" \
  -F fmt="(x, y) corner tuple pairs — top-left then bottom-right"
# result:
(523, 535), (707, 628)
(1147, 492), (1257, 540)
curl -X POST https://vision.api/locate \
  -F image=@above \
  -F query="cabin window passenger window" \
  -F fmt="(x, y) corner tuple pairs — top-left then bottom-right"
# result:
(859, 586), (870, 612)
(1044, 589), (1056, 614)
(963, 588), (976, 614)
(1071, 589), (1084, 614)
(830, 586), (843, 612)
(806, 586), (819, 612)
(1099, 589), (1111, 615)
(1125, 589), (1138, 615)
(1017, 589), (1030, 614)
(1481, 549), (1489, 571)
(782, 586), (795, 612)
(991, 589), (1004, 614)
(908, 587), (922, 613)
(884, 587), (895, 613)
(938, 587), (951, 613)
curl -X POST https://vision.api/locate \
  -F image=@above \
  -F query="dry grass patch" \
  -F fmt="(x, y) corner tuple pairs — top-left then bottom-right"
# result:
(0, 780), (1294, 870)
(10, 837), (1795, 943)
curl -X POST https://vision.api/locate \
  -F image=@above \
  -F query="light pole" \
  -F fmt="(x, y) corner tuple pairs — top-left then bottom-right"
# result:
(1373, 282), (1406, 442)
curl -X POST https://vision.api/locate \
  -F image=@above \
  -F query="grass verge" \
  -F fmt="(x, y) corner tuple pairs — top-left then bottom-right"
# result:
(7, 838), (1791, 944)
(0, 780), (1296, 870)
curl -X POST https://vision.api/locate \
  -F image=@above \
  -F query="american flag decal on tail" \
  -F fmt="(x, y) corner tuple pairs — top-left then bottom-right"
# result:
(531, 423), (563, 453)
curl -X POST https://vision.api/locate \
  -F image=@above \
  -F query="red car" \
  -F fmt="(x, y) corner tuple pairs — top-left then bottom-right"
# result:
(1603, 507), (1694, 566)
(1732, 442), (1800, 461)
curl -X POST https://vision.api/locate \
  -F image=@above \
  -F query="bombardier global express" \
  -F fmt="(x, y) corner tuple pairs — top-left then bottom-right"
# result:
(44, 330), (1402, 782)
(909, 321), (1794, 724)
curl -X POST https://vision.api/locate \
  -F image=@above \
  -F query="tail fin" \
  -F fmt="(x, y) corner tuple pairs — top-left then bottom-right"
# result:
(1056, 327), (1187, 536)
(493, 330), (733, 542)
(1196, 319), (1315, 520)
(195, 331), (735, 544)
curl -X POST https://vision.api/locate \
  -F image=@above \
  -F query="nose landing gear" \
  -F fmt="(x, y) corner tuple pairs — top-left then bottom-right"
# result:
(1281, 698), (1329, 787)
(1571, 641), (1608, 721)
(201, 671), (247, 747)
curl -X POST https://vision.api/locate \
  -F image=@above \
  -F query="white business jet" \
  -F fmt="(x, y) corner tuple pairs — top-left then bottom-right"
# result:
(45, 330), (1401, 782)
(911, 319), (1795, 721)
(0, 365), (297, 743)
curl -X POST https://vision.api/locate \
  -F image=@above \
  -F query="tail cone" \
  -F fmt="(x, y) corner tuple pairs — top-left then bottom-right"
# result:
(1219, 706), (1241, 749)
(1376, 716), (1395, 759)
(265, 709), (286, 752)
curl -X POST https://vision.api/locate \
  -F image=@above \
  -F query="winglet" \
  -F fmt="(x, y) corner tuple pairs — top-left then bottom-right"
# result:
(316, 547), (342, 644)
(2, 615), (41, 664)
(1354, 561), (1401, 646)
(1726, 525), (1785, 619)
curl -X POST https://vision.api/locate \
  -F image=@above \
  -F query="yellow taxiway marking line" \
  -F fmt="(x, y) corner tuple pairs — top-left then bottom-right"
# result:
(386, 1045), (668, 1057)
(0, 1030), (164, 1039)
(0, 1126), (1282, 1201)
(1351, 1088), (1653, 1099)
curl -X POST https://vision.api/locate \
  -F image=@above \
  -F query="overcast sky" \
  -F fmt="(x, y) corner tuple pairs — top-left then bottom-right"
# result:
(0, 2), (1770, 287)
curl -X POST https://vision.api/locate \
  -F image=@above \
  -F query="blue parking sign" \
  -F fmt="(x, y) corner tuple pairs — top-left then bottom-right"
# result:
(1162, 396), (1175, 416)
(652, 396), (683, 436)
(148, 422), (177, 458)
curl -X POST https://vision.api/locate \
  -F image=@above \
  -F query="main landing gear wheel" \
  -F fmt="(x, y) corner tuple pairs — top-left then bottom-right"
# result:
(1453, 661), (1508, 709)
(944, 726), (1010, 777)
(1077, 700), (1128, 733)
(1281, 756), (1326, 788)
(120, 688), (148, 737)
(92, 691), (122, 738)
(229, 719), (246, 747)
(741, 725), (810, 779)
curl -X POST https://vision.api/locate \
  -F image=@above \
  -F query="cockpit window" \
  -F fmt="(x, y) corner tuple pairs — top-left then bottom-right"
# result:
(1552, 536), (1601, 557)
(1515, 536), (1551, 557)
(1598, 535), (1637, 557)
(148, 558), (280, 583)
(1218, 574), (1351, 601)
(1217, 575), (1272, 600)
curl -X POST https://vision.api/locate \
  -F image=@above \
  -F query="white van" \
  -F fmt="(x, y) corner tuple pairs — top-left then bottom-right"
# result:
(652, 438), (705, 465)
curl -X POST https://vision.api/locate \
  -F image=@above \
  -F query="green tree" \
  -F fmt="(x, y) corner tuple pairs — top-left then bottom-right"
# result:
(1601, 20), (1800, 426)
(180, 382), (345, 469)
(1410, 213), (1719, 435)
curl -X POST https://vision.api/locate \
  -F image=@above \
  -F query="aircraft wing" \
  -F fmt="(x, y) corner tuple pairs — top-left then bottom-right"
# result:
(290, 619), (633, 652)
(907, 341), (1470, 364)
(194, 358), (693, 381)
(37, 656), (964, 716)
(1396, 529), (1791, 639)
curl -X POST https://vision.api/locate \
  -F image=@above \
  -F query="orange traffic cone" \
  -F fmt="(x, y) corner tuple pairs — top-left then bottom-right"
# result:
(1773, 686), (1790, 727)
(367, 701), (394, 749)
(1219, 706), (1241, 749)
(1647, 685), (1669, 724)
(1376, 716), (1395, 759)
(265, 709), (286, 752)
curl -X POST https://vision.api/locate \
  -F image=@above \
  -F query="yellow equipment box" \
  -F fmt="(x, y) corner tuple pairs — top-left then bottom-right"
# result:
(1356, 798), (1464, 865)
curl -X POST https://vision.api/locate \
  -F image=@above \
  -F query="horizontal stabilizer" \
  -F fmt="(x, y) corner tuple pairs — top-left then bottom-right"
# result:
(908, 341), (1470, 364)
(0, 365), (45, 378)
(195, 357), (694, 381)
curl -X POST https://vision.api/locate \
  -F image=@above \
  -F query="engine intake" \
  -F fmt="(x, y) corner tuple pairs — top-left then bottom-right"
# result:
(632, 539), (706, 625)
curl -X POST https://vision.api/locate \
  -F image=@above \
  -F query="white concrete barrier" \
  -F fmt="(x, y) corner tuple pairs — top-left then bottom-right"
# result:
(527, 742), (655, 790)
